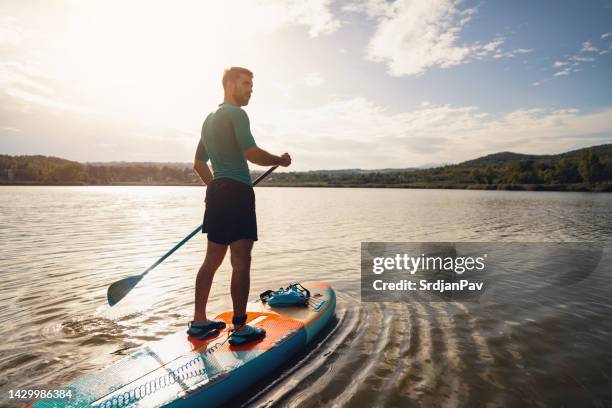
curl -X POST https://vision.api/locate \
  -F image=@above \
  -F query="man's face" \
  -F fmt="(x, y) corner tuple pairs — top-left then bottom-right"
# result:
(232, 74), (253, 106)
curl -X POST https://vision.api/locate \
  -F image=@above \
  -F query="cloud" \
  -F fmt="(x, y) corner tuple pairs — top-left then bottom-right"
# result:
(0, 1), (343, 132)
(540, 36), (606, 82)
(303, 72), (325, 87)
(601, 30), (612, 39)
(362, 0), (478, 76)
(284, 0), (342, 37)
(492, 47), (534, 59)
(581, 41), (598, 52)
(227, 0), (341, 37)
(0, 89), (196, 162)
(547, 56), (588, 78)
(194, 0), (342, 38)
(0, 16), (24, 47)
(345, 0), (531, 76)
(6, 88), (94, 113)
(343, 0), (394, 17)
(255, 97), (612, 169)
(0, 62), (53, 95)
(553, 69), (572, 77)
(571, 55), (595, 62)
(4, 88), (612, 168)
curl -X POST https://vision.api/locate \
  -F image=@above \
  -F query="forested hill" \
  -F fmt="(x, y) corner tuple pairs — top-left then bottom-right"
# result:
(461, 143), (612, 167)
(1, 143), (611, 191)
(260, 143), (611, 191)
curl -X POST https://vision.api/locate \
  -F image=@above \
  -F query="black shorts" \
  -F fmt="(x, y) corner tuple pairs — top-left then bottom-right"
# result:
(202, 178), (258, 245)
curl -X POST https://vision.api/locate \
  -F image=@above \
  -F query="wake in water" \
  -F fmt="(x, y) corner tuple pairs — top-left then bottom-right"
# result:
(229, 273), (612, 408)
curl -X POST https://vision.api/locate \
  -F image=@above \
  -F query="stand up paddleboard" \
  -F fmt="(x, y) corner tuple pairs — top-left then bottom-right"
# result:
(31, 281), (335, 408)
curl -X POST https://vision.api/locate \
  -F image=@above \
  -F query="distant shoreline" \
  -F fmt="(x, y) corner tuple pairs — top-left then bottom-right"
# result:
(1, 181), (610, 192)
(2, 143), (610, 191)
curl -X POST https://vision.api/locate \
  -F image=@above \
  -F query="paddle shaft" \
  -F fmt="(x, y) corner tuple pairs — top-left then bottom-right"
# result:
(138, 166), (278, 279)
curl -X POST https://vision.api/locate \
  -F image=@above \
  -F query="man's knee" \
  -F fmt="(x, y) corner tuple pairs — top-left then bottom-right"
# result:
(230, 252), (251, 271)
(230, 240), (253, 271)
(203, 241), (228, 269)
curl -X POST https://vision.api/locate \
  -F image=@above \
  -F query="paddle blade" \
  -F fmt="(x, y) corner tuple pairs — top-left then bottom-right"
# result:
(107, 275), (142, 306)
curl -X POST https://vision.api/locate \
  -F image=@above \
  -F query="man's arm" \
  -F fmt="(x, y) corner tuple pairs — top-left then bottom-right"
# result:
(194, 138), (212, 184)
(231, 108), (291, 167)
(244, 146), (291, 167)
(194, 159), (213, 185)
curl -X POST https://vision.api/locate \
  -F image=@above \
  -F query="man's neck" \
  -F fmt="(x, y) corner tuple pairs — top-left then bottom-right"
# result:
(223, 94), (240, 106)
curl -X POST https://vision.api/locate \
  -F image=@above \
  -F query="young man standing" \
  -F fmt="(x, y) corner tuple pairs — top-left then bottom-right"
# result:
(190, 67), (291, 345)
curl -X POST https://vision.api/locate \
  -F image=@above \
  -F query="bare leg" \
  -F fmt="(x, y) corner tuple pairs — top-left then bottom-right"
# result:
(229, 239), (254, 322)
(193, 240), (228, 322)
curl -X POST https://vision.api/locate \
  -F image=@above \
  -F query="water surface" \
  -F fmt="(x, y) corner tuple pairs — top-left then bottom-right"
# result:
(0, 186), (611, 407)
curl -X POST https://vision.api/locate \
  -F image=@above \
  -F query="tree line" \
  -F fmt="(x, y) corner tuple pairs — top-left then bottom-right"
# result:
(1, 144), (610, 190)
(0, 155), (199, 184)
(263, 146), (611, 189)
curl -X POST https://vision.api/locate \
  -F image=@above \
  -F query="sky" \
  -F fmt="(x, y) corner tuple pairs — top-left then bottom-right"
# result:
(1, 0), (612, 170)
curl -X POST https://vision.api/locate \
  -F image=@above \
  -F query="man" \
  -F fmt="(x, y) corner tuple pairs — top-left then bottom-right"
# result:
(190, 67), (291, 346)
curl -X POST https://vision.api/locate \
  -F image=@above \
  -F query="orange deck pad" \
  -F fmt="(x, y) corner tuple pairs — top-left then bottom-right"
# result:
(303, 282), (331, 290)
(187, 311), (304, 352)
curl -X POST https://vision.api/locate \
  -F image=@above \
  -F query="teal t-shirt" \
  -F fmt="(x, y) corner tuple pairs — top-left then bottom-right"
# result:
(195, 103), (257, 186)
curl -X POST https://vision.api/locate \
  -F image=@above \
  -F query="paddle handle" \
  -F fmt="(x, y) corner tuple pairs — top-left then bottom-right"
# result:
(139, 166), (278, 279)
(253, 166), (278, 185)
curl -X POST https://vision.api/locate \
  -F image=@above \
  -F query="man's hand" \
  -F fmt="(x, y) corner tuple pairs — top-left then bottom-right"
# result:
(194, 160), (213, 185)
(279, 153), (291, 167)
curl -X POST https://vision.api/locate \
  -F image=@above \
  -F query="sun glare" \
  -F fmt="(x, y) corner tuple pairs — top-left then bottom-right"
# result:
(44, 2), (261, 127)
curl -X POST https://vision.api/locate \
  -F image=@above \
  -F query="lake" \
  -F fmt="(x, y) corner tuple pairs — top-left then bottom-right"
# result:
(0, 186), (611, 407)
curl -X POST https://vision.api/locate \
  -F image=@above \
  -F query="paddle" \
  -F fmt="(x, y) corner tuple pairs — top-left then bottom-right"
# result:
(107, 166), (278, 306)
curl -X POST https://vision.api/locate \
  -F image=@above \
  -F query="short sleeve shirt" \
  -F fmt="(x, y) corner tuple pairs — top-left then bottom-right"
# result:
(194, 103), (257, 186)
